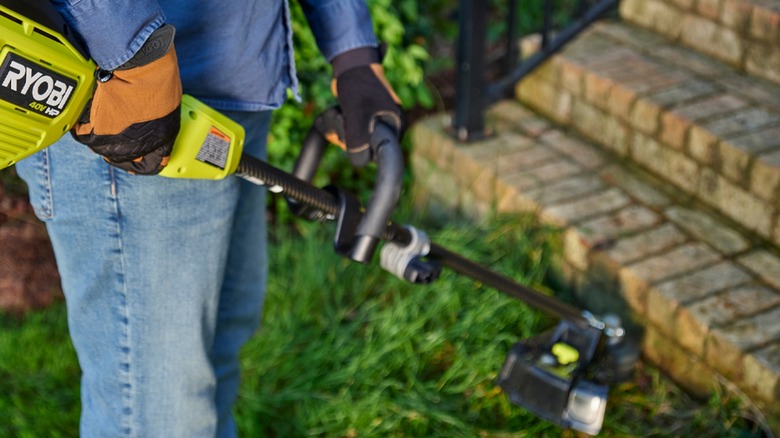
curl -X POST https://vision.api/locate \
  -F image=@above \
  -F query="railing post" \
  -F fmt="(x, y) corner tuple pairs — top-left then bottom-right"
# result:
(542, 0), (553, 48)
(452, 0), (488, 142)
(503, 0), (519, 76)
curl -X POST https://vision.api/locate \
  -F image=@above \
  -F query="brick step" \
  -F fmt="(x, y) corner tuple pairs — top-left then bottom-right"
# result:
(620, 0), (780, 87)
(516, 19), (780, 247)
(409, 101), (780, 429)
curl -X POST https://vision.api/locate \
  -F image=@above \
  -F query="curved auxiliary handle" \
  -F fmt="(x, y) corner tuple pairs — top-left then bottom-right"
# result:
(289, 107), (403, 264)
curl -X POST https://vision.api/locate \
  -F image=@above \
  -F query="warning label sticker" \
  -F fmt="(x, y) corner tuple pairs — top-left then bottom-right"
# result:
(196, 127), (231, 169)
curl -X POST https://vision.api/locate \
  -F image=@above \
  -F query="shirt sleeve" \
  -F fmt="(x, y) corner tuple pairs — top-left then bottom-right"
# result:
(50, 0), (166, 70)
(298, 0), (378, 62)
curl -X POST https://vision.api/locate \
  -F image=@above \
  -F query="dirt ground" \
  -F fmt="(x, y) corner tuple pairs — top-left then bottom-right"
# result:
(0, 181), (62, 315)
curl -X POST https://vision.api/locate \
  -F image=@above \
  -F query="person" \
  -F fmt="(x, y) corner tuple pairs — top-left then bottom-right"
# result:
(15, 0), (403, 436)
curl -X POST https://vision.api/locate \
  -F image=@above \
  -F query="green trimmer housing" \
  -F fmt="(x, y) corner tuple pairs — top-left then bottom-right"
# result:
(0, 0), (95, 170)
(0, 0), (246, 180)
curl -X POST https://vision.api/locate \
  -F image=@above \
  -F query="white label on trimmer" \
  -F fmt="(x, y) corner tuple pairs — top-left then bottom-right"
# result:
(196, 127), (230, 169)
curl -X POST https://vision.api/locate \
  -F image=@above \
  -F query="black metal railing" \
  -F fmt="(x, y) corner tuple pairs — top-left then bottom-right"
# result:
(452, 0), (620, 141)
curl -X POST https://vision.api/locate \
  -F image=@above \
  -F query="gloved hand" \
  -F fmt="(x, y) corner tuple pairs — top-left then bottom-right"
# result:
(331, 46), (404, 167)
(72, 24), (182, 175)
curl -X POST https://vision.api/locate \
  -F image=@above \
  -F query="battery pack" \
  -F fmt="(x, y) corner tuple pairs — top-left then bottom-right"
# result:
(0, 3), (95, 170)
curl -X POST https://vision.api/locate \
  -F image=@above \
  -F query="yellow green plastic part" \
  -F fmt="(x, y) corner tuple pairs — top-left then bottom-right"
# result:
(0, 6), (244, 180)
(159, 94), (245, 180)
(552, 342), (580, 365)
(0, 4), (96, 170)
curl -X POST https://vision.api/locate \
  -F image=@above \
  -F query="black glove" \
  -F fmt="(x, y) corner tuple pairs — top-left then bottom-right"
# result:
(331, 46), (404, 167)
(72, 24), (182, 175)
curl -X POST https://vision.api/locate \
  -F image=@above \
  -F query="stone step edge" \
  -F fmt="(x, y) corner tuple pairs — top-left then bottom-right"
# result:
(409, 105), (780, 425)
(515, 19), (780, 247)
(620, 0), (780, 88)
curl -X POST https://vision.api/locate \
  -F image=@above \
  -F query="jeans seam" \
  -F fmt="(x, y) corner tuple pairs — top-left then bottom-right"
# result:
(38, 149), (54, 219)
(110, 168), (135, 437)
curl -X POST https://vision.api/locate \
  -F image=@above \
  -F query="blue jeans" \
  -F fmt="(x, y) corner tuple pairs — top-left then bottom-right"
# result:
(17, 110), (272, 437)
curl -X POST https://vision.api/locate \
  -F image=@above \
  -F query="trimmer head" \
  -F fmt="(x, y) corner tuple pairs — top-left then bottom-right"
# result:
(498, 315), (638, 435)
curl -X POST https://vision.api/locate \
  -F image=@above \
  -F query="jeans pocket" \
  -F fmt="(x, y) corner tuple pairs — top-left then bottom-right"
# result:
(15, 149), (54, 220)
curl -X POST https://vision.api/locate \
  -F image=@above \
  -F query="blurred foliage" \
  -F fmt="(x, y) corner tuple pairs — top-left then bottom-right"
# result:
(267, 0), (597, 193)
(266, 0), (435, 223)
(0, 167), (26, 197)
(267, 0), (430, 184)
(266, 0), (591, 223)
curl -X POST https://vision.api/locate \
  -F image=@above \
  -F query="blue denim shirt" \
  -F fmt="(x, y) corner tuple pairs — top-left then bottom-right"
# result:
(51, 0), (378, 111)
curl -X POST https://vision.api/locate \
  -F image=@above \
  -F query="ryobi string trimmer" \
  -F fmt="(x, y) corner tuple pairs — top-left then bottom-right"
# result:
(0, 1), (638, 434)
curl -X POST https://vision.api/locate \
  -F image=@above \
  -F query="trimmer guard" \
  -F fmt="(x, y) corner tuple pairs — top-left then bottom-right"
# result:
(498, 320), (609, 435)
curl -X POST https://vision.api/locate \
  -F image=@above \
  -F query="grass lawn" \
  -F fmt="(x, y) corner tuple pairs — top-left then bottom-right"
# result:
(0, 203), (769, 437)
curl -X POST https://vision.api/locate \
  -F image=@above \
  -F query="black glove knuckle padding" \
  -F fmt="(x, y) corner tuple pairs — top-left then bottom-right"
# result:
(85, 110), (180, 174)
(336, 65), (403, 167)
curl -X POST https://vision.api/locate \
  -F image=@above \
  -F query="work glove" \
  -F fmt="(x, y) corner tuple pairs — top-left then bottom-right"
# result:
(72, 24), (182, 175)
(331, 46), (404, 167)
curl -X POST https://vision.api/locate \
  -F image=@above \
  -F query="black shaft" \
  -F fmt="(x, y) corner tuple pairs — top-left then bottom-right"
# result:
(235, 148), (588, 326)
(428, 243), (588, 327)
(236, 154), (341, 217)
(381, 223), (588, 327)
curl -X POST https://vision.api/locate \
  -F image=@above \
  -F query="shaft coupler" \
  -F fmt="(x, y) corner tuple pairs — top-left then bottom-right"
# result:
(380, 226), (441, 284)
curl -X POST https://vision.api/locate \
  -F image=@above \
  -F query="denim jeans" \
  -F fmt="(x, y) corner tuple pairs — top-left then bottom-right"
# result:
(17, 110), (272, 437)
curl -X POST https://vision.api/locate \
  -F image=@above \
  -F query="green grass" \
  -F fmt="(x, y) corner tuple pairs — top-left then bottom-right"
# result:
(0, 205), (769, 437)
(236, 212), (556, 437)
(0, 306), (80, 436)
